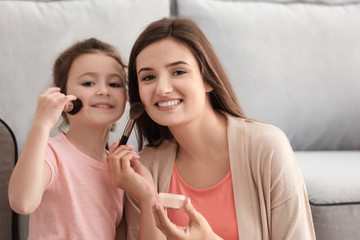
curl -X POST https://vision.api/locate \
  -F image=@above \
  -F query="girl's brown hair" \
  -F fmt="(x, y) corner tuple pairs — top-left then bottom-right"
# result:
(128, 17), (246, 150)
(53, 38), (127, 130)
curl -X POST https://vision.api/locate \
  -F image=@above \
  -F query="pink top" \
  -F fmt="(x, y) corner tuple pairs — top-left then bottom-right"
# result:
(168, 164), (238, 240)
(28, 134), (124, 240)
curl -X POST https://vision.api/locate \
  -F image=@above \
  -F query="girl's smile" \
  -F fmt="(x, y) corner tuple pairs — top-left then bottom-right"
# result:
(66, 53), (127, 127)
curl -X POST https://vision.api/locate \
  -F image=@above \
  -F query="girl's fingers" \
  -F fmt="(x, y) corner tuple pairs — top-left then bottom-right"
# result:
(66, 94), (77, 101)
(120, 153), (133, 171)
(108, 139), (121, 154)
(44, 88), (75, 105)
(108, 143), (134, 157)
(108, 149), (139, 175)
(43, 87), (61, 94)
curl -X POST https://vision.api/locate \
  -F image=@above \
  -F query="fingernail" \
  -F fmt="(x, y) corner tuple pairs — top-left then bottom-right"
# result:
(152, 197), (156, 207)
(187, 198), (191, 206)
(155, 202), (160, 210)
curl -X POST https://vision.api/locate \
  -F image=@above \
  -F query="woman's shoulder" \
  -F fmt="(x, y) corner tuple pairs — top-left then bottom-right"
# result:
(226, 114), (290, 149)
(245, 119), (289, 144)
(139, 140), (177, 168)
(140, 140), (177, 155)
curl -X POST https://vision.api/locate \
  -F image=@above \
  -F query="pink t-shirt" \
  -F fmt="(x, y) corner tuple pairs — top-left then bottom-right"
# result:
(28, 134), (124, 240)
(168, 165), (238, 240)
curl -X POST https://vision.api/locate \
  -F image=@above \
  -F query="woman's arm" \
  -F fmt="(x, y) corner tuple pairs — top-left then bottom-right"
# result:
(8, 87), (75, 215)
(263, 128), (316, 239)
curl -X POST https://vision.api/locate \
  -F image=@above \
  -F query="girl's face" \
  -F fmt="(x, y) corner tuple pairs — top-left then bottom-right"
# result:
(136, 38), (213, 127)
(66, 53), (126, 128)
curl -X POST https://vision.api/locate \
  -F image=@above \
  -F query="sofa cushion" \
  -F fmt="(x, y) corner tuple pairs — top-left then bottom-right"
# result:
(296, 151), (360, 240)
(296, 151), (360, 205)
(0, 0), (170, 155)
(176, 0), (360, 150)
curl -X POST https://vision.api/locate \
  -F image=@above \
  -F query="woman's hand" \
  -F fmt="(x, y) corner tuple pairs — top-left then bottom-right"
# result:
(34, 87), (76, 130)
(107, 140), (157, 202)
(153, 198), (223, 240)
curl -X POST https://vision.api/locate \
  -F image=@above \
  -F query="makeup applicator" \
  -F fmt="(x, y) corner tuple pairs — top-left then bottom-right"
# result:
(65, 98), (83, 115)
(118, 102), (145, 146)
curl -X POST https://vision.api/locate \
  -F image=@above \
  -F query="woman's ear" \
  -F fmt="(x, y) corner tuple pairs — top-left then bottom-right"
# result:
(204, 82), (214, 93)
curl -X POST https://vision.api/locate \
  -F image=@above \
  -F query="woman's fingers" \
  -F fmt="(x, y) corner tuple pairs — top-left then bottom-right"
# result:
(153, 201), (177, 236)
(183, 198), (199, 224)
(153, 200), (186, 240)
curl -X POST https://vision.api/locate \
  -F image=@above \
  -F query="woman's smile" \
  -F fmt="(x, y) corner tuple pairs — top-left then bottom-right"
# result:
(156, 99), (182, 108)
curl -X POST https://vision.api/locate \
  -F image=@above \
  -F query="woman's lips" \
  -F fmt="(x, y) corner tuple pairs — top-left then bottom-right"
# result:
(155, 99), (182, 107)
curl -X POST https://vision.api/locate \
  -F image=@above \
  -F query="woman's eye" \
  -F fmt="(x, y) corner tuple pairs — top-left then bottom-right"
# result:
(173, 70), (186, 76)
(109, 82), (123, 88)
(81, 81), (94, 86)
(141, 75), (156, 81)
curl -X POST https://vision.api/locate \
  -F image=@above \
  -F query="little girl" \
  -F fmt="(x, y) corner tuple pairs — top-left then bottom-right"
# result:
(8, 38), (135, 239)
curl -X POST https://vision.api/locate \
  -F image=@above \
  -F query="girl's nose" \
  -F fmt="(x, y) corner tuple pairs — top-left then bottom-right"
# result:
(155, 77), (173, 96)
(96, 83), (110, 96)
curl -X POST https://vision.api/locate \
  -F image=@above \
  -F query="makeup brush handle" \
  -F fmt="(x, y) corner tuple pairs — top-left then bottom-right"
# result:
(118, 118), (135, 146)
(119, 135), (129, 146)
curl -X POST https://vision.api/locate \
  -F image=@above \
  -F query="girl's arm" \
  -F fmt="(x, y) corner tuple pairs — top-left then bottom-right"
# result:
(8, 87), (75, 215)
(107, 141), (165, 240)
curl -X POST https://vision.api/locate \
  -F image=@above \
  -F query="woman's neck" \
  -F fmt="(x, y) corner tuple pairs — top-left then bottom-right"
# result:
(170, 110), (228, 164)
(65, 124), (110, 162)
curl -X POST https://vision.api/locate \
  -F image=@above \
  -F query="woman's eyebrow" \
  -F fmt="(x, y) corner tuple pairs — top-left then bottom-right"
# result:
(166, 61), (189, 68)
(137, 61), (189, 75)
(138, 67), (153, 75)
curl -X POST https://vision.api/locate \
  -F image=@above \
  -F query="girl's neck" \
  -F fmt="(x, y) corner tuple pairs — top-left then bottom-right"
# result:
(65, 124), (110, 162)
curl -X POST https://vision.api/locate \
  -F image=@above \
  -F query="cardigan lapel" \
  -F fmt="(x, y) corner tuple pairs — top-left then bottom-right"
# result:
(226, 114), (260, 239)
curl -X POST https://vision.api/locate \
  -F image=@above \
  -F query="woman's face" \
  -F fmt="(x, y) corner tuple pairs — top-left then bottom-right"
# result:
(136, 38), (213, 127)
(66, 53), (127, 128)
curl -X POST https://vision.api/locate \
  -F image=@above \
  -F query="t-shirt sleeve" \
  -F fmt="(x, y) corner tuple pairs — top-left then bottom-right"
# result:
(44, 139), (59, 189)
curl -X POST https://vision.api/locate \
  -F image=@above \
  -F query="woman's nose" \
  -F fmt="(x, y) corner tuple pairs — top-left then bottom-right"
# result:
(155, 77), (173, 96)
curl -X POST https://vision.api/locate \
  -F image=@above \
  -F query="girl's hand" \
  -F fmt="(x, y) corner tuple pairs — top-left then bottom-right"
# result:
(33, 87), (76, 130)
(107, 139), (157, 202)
(153, 198), (223, 240)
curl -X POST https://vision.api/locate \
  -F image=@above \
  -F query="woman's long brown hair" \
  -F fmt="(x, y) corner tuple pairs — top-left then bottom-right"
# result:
(128, 17), (246, 150)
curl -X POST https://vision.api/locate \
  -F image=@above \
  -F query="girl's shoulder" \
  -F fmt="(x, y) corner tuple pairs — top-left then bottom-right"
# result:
(48, 132), (67, 146)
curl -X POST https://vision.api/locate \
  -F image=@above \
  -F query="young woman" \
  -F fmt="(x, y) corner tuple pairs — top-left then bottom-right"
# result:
(108, 17), (316, 240)
(8, 38), (134, 239)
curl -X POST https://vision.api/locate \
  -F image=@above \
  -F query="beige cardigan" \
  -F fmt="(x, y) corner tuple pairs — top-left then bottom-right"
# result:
(125, 113), (316, 239)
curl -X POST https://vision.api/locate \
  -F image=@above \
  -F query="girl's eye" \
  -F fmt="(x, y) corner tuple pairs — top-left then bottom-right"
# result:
(81, 81), (94, 87)
(141, 75), (156, 81)
(173, 70), (186, 76)
(109, 82), (123, 88)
